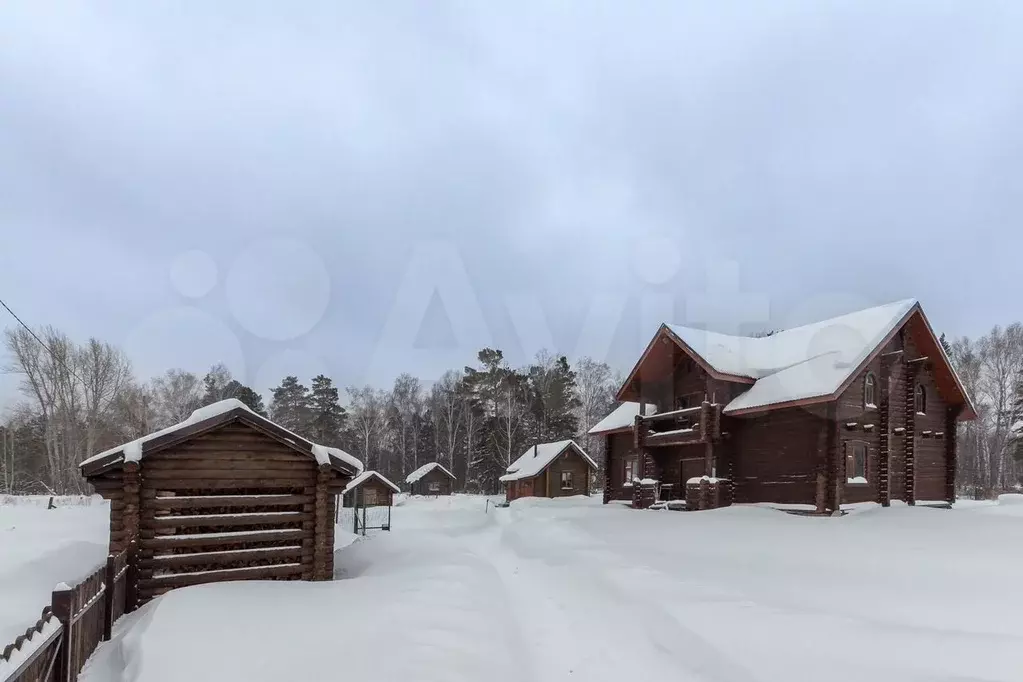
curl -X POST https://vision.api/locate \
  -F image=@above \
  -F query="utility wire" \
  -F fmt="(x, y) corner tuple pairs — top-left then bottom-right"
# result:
(0, 295), (86, 384)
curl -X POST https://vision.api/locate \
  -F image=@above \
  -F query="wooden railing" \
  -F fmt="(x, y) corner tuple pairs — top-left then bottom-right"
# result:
(636, 402), (721, 447)
(0, 550), (130, 682)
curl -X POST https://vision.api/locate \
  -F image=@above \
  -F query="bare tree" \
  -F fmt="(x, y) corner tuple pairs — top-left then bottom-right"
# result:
(977, 324), (1023, 489)
(79, 339), (132, 460)
(573, 356), (616, 467)
(346, 385), (386, 471)
(389, 373), (423, 474)
(151, 369), (202, 427)
(429, 370), (462, 472)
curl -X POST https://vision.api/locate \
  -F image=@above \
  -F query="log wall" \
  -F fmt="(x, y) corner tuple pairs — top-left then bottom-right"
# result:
(124, 423), (345, 605)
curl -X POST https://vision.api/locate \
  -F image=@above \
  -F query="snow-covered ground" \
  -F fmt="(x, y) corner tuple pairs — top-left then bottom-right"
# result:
(0, 496), (110, 646)
(7, 493), (1023, 682)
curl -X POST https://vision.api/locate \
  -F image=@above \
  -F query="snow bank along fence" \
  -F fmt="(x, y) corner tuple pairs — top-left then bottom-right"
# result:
(0, 549), (130, 682)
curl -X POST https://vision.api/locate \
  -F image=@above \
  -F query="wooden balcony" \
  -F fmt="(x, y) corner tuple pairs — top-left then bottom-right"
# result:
(634, 402), (722, 448)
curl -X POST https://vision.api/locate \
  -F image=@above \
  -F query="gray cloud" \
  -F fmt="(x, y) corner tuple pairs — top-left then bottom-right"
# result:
(2, 1), (1021, 406)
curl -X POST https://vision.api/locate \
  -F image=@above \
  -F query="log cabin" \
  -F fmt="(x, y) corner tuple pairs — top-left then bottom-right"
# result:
(79, 399), (363, 607)
(405, 462), (455, 495)
(342, 470), (400, 508)
(588, 299), (976, 512)
(500, 440), (597, 502)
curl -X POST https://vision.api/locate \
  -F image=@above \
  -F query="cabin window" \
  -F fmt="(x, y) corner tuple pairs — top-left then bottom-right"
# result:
(864, 373), (877, 408)
(915, 385), (926, 415)
(364, 488), (379, 505)
(560, 471), (574, 490)
(428, 481), (441, 493)
(624, 458), (638, 483)
(846, 442), (867, 484)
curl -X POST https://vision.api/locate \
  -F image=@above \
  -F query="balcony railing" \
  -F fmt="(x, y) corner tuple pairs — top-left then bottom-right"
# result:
(634, 402), (721, 447)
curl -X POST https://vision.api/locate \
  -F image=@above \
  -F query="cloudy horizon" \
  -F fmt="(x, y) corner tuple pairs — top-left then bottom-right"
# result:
(2, 2), (1021, 409)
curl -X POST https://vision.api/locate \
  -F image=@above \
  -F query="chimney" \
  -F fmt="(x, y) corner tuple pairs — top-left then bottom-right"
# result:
(533, 443), (538, 457)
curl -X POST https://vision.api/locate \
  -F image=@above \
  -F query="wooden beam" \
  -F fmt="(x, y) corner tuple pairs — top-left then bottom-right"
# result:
(141, 529), (306, 551)
(137, 563), (303, 591)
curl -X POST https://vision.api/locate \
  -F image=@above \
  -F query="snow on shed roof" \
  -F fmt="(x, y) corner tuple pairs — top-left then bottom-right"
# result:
(499, 440), (596, 482)
(588, 402), (658, 435)
(80, 398), (363, 474)
(343, 470), (400, 496)
(405, 462), (455, 484)
(663, 299), (918, 414)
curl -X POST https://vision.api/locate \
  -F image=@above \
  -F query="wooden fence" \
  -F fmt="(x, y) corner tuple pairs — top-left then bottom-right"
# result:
(0, 550), (131, 682)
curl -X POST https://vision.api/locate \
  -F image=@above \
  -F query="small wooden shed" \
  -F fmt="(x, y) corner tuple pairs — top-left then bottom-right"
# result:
(500, 440), (597, 502)
(405, 462), (455, 495)
(79, 399), (362, 607)
(341, 471), (400, 508)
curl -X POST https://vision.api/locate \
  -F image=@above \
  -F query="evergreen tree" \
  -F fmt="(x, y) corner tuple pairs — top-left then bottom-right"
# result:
(525, 351), (581, 442)
(231, 383), (266, 416)
(939, 333), (953, 357)
(308, 374), (346, 446)
(198, 364), (266, 415)
(268, 376), (311, 434)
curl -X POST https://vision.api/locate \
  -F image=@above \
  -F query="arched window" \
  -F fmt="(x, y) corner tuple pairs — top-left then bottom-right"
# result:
(915, 384), (926, 414)
(864, 373), (877, 408)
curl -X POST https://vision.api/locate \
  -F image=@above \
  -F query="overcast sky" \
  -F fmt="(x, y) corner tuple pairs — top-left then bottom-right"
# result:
(1, 2), (1021, 408)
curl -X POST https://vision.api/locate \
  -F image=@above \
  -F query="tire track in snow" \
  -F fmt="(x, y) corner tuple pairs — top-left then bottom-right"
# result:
(471, 517), (762, 682)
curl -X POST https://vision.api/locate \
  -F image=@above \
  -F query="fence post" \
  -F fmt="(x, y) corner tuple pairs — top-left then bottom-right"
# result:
(103, 555), (115, 641)
(125, 539), (139, 613)
(51, 585), (73, 682)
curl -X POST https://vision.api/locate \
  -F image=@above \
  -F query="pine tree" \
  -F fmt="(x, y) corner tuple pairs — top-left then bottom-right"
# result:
(939, 333), (953, 357)
(268, 376), (311, 434)
(308, 374), (346, 446)
(525, 351), (581, 442)
(231, 384), (266, 416)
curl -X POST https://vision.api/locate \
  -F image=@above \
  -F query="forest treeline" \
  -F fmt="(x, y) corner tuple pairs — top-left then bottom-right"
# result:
(1, 323), (1020, 496)
(0, 326), (620, 494)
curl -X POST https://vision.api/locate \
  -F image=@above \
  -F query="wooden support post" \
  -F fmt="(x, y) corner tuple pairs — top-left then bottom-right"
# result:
(824, 404), (841, 513)
(878, 357), (893, 507)
(312, 466), (332, 580)
(603, 435), (612, 504)
(945, 405), (961, 505)
(122, 462), (141, 612)
(51, 586), (73, 682)
(103, 554), (115, 641)
(904, 362), (918, 506)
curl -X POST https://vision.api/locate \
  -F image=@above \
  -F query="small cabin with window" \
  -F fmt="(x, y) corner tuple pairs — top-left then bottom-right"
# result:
(500, 440), (597, 502)
(588, 299), (976, 513)
(405, 462), (455, 495)
(342, 470), (400, 508)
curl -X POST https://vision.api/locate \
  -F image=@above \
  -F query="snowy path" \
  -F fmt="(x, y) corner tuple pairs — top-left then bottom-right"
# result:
(480, 519), (758, 682)
(67, 494), (1023, 682)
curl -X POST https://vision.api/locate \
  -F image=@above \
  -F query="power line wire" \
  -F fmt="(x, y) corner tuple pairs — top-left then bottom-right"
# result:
(0, 296), (86, 384)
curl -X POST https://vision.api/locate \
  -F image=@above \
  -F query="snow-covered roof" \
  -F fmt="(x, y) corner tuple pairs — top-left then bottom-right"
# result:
(662, 299), (919, 414)
(499, 440), (597, 482)
(588, 402), (658, 435)
(405, 462), (455, 484)
(343, 470), (400, 496)
(80, 398), (363, 475)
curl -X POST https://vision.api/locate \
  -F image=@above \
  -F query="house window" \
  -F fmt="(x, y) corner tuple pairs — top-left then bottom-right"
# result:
(560, 471), (574, 490)
(428, 481), (441, 493)
(864, 373), (877, 408)
(915, 385), (926, 414)
(624, 458), (637, 483)
(846, 442), (867, 484)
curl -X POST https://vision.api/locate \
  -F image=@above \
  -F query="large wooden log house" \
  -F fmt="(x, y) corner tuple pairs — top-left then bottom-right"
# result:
(589, 299), (975, 512)
(80, 399), (363, 607)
